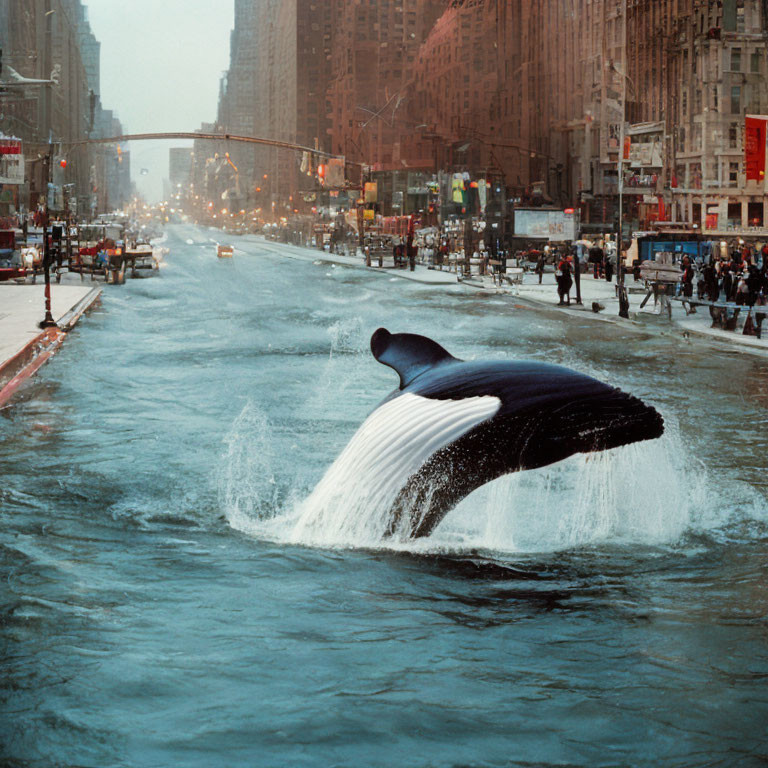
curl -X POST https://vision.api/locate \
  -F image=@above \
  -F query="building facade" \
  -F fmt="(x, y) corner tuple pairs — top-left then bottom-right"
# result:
(210, 0), (333, 214)
(667, 0), (768, 234)
(205, 0), (768, 235)
(0, 0), (130, 218)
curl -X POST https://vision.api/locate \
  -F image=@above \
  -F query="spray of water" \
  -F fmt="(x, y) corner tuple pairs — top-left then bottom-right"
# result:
(437, 417), (704, 552)
(221, 395), (725, 555)
(306, 318), (368, 418)
(217, 401), (282, 534)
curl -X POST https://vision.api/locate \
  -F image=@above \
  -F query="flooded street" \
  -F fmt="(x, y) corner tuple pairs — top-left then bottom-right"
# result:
(2, 226), (768, 767)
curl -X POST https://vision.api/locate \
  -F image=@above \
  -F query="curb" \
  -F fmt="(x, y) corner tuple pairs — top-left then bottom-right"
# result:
(0, 287), (102, 409)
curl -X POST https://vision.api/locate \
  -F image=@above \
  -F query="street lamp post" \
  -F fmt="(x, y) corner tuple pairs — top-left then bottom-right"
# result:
(39, 142), (57, 329)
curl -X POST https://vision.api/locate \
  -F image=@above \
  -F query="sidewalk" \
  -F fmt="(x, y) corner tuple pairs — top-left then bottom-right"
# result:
(0, 284), (102, 407)
(256, 237), (768, 355)
(518, 271), (768, 354)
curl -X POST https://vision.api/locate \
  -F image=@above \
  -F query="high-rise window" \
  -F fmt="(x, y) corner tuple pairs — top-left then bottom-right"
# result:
(731, 85), (741, 113)
(730, 48), (741, 71)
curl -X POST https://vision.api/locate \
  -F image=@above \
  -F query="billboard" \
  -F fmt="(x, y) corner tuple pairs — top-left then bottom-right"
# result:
(628, 139), (663, 168)
(364, 182), (377, 203)
(514, 208), (579, 242)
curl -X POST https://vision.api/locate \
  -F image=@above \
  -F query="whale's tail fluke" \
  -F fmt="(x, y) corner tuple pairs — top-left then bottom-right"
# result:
(371, 328), (457, 389)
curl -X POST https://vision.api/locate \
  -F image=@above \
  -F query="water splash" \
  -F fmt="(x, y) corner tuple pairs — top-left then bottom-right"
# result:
(306, 318), (369, 418)
(439, 417), (704, 552)
(327, 318), (366, 358)
(221, 393), (763, 555)
(218, 402), (281, 533)
(287, 393), (499, 548)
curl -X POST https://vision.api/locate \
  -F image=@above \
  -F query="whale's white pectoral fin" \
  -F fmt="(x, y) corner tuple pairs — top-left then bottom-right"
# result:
(347, 393), (502, 489)
(292, 393), (501, 542)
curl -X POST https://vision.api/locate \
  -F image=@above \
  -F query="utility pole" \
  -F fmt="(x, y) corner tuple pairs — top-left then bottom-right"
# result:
(616, 0), (630, 318)
(39, 2), (57, 329)
(43, 0), (53, 141)
(616, 0), (627, 281)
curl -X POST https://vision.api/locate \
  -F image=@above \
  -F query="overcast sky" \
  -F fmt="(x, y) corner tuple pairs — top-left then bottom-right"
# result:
(86, 0), (234, 201)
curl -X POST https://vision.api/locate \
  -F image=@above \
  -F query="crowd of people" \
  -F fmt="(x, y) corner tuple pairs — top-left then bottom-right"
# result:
(689, 243), (768, 308)
(534, 239), (768, 324)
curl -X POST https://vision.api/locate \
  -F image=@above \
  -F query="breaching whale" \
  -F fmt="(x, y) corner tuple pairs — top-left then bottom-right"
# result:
(298, 328), (664, 542)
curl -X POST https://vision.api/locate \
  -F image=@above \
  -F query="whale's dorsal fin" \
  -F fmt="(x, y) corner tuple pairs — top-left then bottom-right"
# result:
(371, 328), (458, 389)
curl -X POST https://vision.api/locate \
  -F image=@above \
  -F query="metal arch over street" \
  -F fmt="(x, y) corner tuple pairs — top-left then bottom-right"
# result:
(65, 131), (361, 166)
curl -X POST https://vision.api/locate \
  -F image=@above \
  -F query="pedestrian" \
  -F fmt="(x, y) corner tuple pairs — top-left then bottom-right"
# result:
(756, 271), (768, 338)
(556, 254), (573, 306)
(735, 272), (750, 306)
(722, 265), (734, 303)
(571, 244), (582, 304)
(535, 252), (546, 284)
(746, 265), (762, 306)
(604, 251), (614, 283)
(589, 244), (603, 279)
(742, 243), (752, 265)
(702, 262), (719, 302)
(680, 255), (694, 298)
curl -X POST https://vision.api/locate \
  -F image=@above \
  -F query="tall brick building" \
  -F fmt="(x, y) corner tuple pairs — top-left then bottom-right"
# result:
(326, 0), (447, 168)
(0, 0), (130, 216)
(213, 0), (332, 212)
(211, 0), (768, 236)
(404, 0), (768, 234)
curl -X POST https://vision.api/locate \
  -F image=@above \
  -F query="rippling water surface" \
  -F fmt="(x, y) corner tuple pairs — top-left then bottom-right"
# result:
(2, 225), (768, 767)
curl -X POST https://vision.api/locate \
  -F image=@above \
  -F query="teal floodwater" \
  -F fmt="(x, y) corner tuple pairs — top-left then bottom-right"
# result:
(1, 224), (768, 767)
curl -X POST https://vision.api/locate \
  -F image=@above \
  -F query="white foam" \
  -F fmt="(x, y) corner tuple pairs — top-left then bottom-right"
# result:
(435, 418), (703, 552)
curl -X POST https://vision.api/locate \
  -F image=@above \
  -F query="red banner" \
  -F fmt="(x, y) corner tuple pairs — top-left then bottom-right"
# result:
(745, 116), (767, 182)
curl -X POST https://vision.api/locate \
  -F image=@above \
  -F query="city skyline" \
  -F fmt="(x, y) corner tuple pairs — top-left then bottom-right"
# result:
(86, 0), (234, 201)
